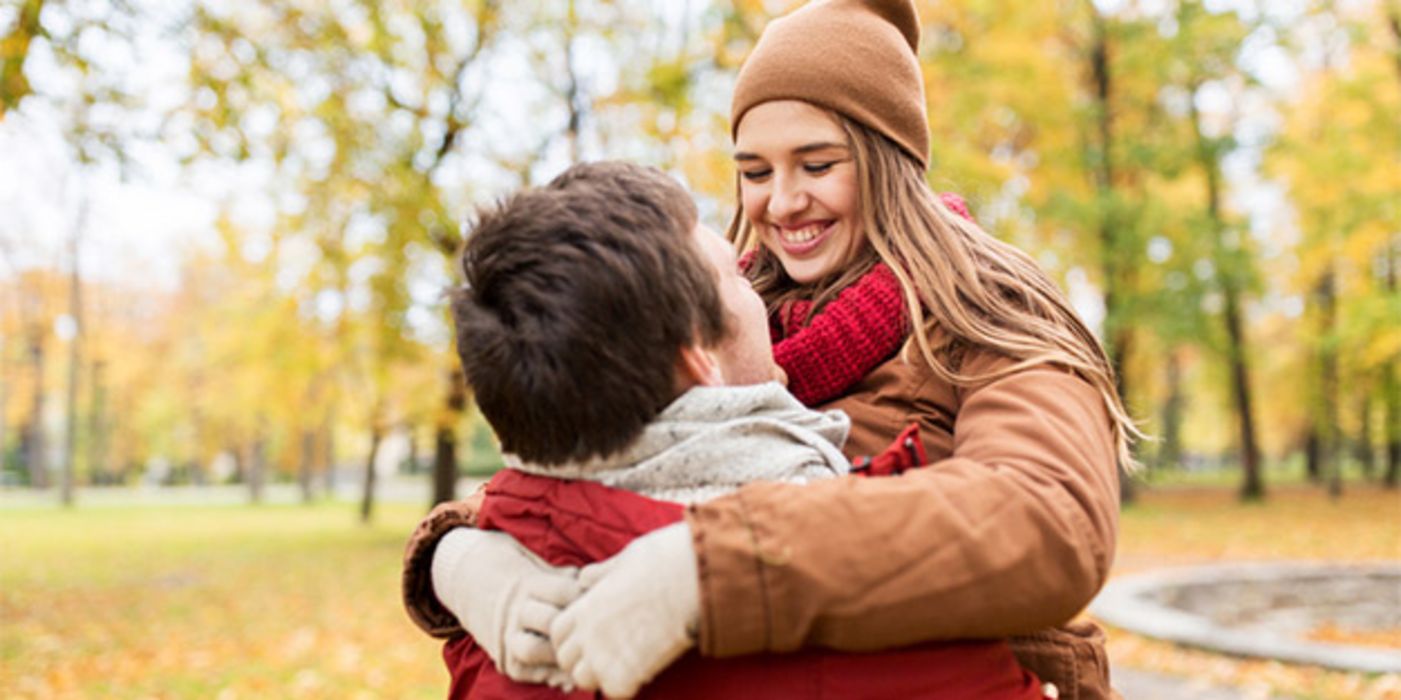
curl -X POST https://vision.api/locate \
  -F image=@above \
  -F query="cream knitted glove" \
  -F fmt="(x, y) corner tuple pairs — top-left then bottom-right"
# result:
(550, 521), (700, 698)
(431, 528), (582, 686)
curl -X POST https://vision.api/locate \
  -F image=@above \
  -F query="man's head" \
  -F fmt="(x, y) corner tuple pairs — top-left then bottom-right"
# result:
(452, 161), (777, 465)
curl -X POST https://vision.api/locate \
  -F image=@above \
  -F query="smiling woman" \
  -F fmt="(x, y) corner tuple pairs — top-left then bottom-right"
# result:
(734, 101), (862, 285)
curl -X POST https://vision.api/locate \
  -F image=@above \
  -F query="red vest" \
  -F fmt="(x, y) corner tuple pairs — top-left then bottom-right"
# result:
(445, 440), (1044, 700)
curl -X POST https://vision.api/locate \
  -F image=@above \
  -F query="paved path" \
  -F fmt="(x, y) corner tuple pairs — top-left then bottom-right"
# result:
(1092, 562), (1401, 675)
(1113, 668), (1281, 699)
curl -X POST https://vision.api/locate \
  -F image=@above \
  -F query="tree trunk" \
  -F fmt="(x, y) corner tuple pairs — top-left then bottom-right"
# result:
(1305, 428), (1321, 483)
(188, 372), (209, 486)
(562, 0), (583, 164)
(23, 330), (47, 489)
(1191, 91), (1263, 502)
(61, 214), (84, 507)
(322, 416), (337, 497)
(1220, 265), (1263, 500)
(0, 335), (9, 480)
(361, 423), (383, 524)
(247, 425), (267, 504)
(1087, 6), (1136, 504)
(432, 367), (467, 506)
(406, 427), (420, 475)
(1384, 240), (1395, 492)
(1302, 299), (1329, 490)
(230, 444), (245, 486)
(298, 429), (316, 503)
(1386, 368), (1400, 488)
(1109, 327), (1135, 504)
(1384, 231), (1400, 488)
(86, 360), (111, 485)
(1318, 271), (1342, 499)
(61, 327), (79, 506)
(1223, 286), (1264, 501)
(1155, 350), (1184, 470)
(1356, 395), (1375, 481)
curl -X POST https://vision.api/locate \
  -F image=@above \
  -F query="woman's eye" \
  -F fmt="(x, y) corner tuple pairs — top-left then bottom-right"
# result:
(803, 161), (835, 174)
(739, 168), (772, 182)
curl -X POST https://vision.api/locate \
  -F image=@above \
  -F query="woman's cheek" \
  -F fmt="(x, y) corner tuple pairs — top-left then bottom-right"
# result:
(740, 185), (767, 229)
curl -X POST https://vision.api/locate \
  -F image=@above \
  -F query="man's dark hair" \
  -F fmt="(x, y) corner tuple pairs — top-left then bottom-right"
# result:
(452, 161), (728, 465)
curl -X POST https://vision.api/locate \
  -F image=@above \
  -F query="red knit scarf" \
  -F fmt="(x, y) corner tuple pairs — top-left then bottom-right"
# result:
(744, 192), (976, 406)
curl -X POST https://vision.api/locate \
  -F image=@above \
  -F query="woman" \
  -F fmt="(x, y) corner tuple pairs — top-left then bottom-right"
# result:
(406, 1), (1131, 698)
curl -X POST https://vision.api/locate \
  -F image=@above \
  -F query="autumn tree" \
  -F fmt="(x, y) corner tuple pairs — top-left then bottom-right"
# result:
(179, 0), (721, 511)
(1271, 0), (1401, 494)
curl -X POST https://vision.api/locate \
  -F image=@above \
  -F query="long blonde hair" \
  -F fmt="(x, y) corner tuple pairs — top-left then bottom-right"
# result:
(729, 112), (1142, 469)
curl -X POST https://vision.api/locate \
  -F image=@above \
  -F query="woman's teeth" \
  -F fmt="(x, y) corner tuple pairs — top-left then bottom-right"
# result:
(780, 224), (825, 243)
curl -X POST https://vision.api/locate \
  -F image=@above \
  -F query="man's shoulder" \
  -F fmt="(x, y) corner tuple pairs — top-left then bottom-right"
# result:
(482, 469), (686, 563)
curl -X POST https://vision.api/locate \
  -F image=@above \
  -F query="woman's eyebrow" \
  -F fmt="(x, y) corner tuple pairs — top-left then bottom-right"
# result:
(733, 141), (848, 161)
(793, 141), (848, 155)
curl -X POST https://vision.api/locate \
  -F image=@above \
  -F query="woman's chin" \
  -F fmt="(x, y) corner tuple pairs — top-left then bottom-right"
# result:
(785, 262), (833, 285)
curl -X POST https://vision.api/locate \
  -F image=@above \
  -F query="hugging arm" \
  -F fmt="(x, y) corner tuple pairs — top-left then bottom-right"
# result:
(689, 365), (1119, 656)
(431, 528), (580, 686)
(403, 494), (703, 698)
(402, 489), (578, 687)
(402, 488), (487, 638)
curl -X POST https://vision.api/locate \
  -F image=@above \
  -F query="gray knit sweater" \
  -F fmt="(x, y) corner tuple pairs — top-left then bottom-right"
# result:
(502, 382), (851, 505)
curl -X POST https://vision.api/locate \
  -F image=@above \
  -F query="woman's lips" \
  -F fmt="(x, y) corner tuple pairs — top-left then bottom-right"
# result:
(772, 221), (834, 256)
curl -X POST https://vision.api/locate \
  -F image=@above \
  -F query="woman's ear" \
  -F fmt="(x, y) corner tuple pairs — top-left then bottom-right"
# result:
(677, 343), (724, 388)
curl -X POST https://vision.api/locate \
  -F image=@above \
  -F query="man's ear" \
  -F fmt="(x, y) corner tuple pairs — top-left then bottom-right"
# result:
(677, 343), (724, 387)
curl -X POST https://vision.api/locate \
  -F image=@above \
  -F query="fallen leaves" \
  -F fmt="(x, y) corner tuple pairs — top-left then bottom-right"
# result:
(0, 502), (444, 700)
(1307, 624), (1401, 650)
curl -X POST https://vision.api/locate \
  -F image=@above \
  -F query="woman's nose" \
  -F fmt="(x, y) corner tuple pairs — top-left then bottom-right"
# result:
(767, 175), (809, 220)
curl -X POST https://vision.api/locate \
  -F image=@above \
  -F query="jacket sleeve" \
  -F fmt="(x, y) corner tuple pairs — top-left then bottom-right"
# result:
(402, 486), (487, 638)
(685, 364), (1119, 657)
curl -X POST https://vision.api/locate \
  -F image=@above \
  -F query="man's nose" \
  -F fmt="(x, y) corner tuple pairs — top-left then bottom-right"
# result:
(767, 174), (809, 220)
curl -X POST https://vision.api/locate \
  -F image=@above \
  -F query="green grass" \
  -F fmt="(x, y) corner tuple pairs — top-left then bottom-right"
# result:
(1134, 454), (1389, 490)
(0, 501), (447, 700)
(1117, 482), (1400, 569)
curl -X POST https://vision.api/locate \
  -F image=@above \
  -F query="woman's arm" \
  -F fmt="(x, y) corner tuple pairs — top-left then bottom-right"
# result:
(403, 491), (581, 687)
(403, 487), (487, 637)
(690, 364), (1119, 656)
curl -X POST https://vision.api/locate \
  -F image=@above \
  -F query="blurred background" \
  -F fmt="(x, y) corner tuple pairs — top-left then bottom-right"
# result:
(0, 1), (1397, 698)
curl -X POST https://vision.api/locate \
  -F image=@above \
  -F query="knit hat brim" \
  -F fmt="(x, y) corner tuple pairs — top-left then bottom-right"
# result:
(731, 0), (929, 170)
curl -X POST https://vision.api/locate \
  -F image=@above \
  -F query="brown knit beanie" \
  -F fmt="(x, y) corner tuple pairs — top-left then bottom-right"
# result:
(731, 0), (929, 170)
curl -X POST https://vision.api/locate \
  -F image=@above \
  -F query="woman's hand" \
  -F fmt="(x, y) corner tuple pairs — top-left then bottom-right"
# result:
(550, 522), (700, 698)
(432, 528), (582, 686)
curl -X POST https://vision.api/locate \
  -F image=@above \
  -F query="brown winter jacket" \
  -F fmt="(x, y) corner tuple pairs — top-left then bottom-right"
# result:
(684, 346), (1121, 700)
(403, 346), (1120, 700)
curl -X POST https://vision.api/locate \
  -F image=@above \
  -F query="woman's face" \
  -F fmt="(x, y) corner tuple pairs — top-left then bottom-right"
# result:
(734, 100), (862, 285)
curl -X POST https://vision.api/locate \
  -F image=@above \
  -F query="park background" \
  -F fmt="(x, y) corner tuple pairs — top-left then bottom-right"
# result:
(1, 0), (1398, 698)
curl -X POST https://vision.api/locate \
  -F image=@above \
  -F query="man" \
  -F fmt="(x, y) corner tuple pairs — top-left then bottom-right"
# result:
(404, 161), (1044, 700)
